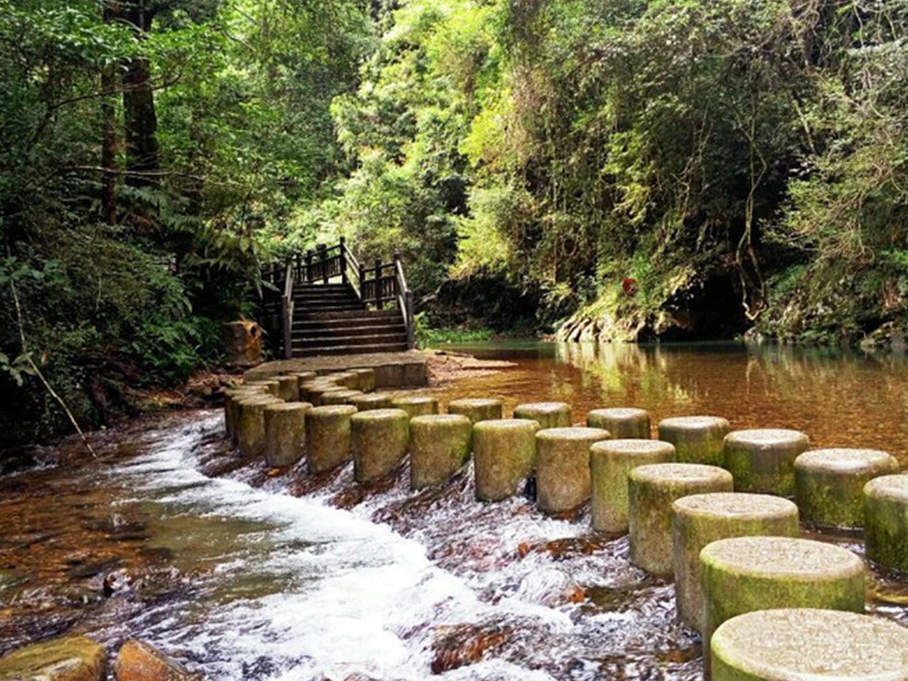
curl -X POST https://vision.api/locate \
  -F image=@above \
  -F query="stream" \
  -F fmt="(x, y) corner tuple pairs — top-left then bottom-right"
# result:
(1, 341), (907, 680)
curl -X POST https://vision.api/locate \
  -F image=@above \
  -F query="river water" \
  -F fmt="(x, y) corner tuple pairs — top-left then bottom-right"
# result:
(0, 341), (906, 680)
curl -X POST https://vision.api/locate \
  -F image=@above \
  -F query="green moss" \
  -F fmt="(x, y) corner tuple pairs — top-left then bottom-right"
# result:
(306, 405), (357, 473)
(864, 476), (908, 572)
(535, 427), (609, 514)
(473, 419), (539, 501)
(410, 414), (473, 489)
(352, 408), (410, 483)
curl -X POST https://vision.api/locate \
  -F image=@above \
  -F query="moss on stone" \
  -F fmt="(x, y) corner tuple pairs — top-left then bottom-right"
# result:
(473, 418), (539, 501)
(513, 402), (572, 430)
(392, 395), (440, 418)
(351, 368), (376, 393)
(657, 416), (730, 466)
(0, 635), (107, 681)
(587, 408), (651, 439)
(627, 463), (733, 576)
(863, 474), (908, 573)
(321, 390), (365, 406)
(722, 428), (809, 496)
(448, 398), (503, 424)
(409, 414), (473, 489)
(274, 375), (301, 402)
(671, 492), (799, 632)
(263, 402), (311, 467)
(535, 427), (610, 514)
(236, 394), (283, 457)
(590, 439), (676, 533)
(351, 408), (410, 483)
(350, 393), (394, 411)
(305, 405), (357, 474)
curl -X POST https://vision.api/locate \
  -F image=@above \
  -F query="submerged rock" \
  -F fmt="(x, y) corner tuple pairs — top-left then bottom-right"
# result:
(0, 635), (106, 681)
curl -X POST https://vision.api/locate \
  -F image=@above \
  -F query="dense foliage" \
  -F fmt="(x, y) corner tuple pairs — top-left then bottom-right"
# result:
(2, 0), (907, 445)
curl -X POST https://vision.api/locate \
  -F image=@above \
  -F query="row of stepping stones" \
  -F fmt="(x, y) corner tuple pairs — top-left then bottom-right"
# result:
(222, 380), (908, 680)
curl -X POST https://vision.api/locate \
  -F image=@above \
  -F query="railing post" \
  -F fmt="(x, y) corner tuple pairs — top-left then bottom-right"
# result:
(406, 290), (415, 349)
(359, 263), (366, 306)
(319, 244), (329, 284)
(295, 252), (302, 280)
(374, 258), (382, 308)
(339, 237), (348, 284)
(393, 251), (402, 296)
(306, 250), (313, 283)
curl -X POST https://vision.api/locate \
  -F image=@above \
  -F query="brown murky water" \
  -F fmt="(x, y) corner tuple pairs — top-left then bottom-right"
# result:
(0, 341), (905, 680)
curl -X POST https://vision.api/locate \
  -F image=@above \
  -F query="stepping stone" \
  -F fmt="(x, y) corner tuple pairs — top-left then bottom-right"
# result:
(587, 408), (651, 439)
(794, 448), (899, 529)
(321, 389), (364, 406)
(274, 374), (301, 401)
(263, 402), (311, 467)
(293, 371), (318, 387)
(352, 408), (410, 483)
(392, 394), (440, 418)
(349, 393), (394, 412)
(410, 414), (472, 490)
(535, 427), (610, 514)
(306, 405), (356, 474)
(245, 378), (281, 397)
(223, 386), (268, 439)
(328, 372), (359, 390)
(671, 492), (799, 631)
(864, 473), (908, 573)
(473, 419), (539, 501)
(590, 439), (675, 533)
(350, 368), (376, 392)
(628, 463), (733, 576)
(723, 428), (810, 496)
(236, 394), (283, 457)
(711, 608), (908, 681)
(658, 416), (730, 465)
(701, 536), (865, 663)
(513, 402), (572, 430)
(448, 398), (503, 424)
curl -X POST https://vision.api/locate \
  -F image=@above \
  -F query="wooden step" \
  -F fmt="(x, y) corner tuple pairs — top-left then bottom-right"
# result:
(291, 342), (409, 357)
(292, 323), (406, 339)
(291, 331), (407, 348)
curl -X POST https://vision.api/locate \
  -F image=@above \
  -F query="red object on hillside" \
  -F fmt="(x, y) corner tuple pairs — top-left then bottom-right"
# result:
(622, 277), (637, 295)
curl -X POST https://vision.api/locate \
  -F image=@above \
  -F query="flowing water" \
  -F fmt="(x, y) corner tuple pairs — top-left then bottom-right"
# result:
(1, 341), (907, 680)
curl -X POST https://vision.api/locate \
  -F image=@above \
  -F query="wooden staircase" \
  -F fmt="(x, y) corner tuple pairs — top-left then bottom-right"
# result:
(260, 239), (415, 358)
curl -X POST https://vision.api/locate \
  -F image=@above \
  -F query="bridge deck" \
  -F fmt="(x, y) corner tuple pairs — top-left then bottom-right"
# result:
(243, 350), (429, 387)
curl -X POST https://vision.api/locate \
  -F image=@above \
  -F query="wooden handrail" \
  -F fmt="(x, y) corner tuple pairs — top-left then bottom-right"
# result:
(280, 259), (295, 359)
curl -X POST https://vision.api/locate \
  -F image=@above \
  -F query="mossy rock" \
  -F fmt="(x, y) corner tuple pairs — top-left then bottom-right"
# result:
(671, 492), (799, 632)
(723, 428), (810, 496)
(351, 368), (376, 393)
(701, 536), (865, 666)
(349, 393), (394, 412)
(236, 395), (283, 457)
(0, 635), (107, 681)
(263, 402), (311, 467)
(794, 448), (899, 529)
(392, 395), (439, 418)
(244, 378), (281, 397)
(352, 408), (410, 483)
(535, 427), (610, 514)
(114, 639), (200, 681)
(305, 405), (357, 474)
(627, 463), (733, 576)
(587, 408), (651, 439)
(301, 381), (343, 405)
(513, 402), (572, 430)
(328, 372), (359, 390)
(473, 419), (539, 501)
(321, 390), (365, 406)
(274, 374), (301, 402)
(711, 609), (908, 681)
(374, 363), (404, 388)
(864, 474), (908, 573)
(448, 398), (503, 424)
(223, 386), (268, 439)
(590, 439), (676, 533)
(657, 416), (730, 466)
(293, 371), (318, 387)
(410, 414), (472, 489)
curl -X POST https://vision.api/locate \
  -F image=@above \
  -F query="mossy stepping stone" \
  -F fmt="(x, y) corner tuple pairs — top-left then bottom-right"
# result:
(224, 386), (268, 440)
(513, 402), (572, 430)
(628, 463), (733, 576)
(351, 368), (376, 393)
(794, 448), (899, 529)
(321, 389), (365, 406)
(236, 394), (283, 457)
(349, 393), (394, 412)
(587, 408), (651, 439)
(723, 428), (810, 496)
(448, 398), (503, 424)
(671, 492), (799, 632)
(392, 394), (440, 418)
(0, 635), (107, 681)
(535, 427), (610, 514)
(658, 416), (730, 466)
(302, 382), (344, 405)
(305, 405), (357, 474)
(711, 608), (908, 681)
(864, 474), (908, 573)
(701, 536), (865, 663)
(590, 439), (676, 533)
(473, 419), (539, 501)
(352, 408), (410, 483)
(410, 414), (472, 490)
(245, 378), (281, 397)
(263, 402), (311, 467)
(274, 374), (301, 402)
(329, 372), (359, 390)
(293, 371), (318, 387)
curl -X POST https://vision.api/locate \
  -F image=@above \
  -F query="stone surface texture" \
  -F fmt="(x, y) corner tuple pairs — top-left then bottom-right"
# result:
(409, 414), (473, 489)
(351, 408), (410, 483)
(586, 408), (651, 439)
(723, 428), (810, 496)
(658, 416), (731, 466)
(473, 419), (539, 501)
(0, 636), (107, 681)
(535, 427), (610, 514)
(114, 639), (200, 681)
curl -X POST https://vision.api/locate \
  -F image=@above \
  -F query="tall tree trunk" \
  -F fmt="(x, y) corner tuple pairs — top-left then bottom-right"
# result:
(101, 2), (120, 222)
(121, 2), (160, 189)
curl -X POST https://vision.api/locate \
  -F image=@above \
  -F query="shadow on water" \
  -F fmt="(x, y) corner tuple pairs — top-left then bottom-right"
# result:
(0, 340), (906, 680)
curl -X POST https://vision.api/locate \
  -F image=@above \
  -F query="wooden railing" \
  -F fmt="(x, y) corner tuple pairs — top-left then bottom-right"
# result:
(261, 238), (415, 358)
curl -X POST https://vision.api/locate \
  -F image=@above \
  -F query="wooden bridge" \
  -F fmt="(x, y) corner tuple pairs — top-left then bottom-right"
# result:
(260, 239), (415, 358)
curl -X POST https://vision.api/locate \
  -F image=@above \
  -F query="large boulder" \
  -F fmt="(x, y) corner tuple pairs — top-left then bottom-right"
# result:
(0, 636), (106, 681)
(114, 640), (200, 681)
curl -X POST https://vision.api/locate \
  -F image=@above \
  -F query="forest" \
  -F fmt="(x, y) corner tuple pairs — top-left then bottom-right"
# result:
(2, 0), (907, 445)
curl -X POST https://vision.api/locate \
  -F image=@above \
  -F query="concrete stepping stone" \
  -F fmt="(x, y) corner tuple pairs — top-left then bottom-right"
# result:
(628, 463), (733, 575)
(349, 392), (394, 412)
(590, 439), (676, 533)
(352, 408), (410, 483)
(723, 428), (810, 496)
(264, 402), (311, 467)
(321, 389), (364, 406)
(864, 473), (908, 573)
(448, 398), (503, 424)
(473, 419), (539, 501)
(711, 608), (908, 681)
(587, 407), (651, 439)
(658, 416), (730, 465)
(513, 402), (572, 430)
(535, 427), (610, 514)
(794, 448), (899, 529)
(274, 374), (301, 401)
(223, 385), (268, 439)
(392, 394), (440, 418)
(236, 394), (283, 457)
(410, 414), (473, 490)
(306, 405), (356, 474)
(671, 492), (799, 631)
(245, 378), (281, 397)
(350, 368), (376, 392)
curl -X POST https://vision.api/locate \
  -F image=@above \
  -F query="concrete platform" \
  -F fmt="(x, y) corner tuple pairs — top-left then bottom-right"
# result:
(244, 350), (429, 388)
